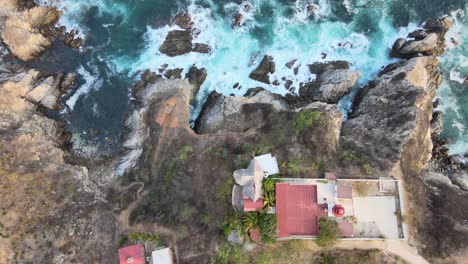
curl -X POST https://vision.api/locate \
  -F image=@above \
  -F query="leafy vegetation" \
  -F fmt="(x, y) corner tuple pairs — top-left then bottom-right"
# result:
(293, 110), (322, 134)
(258, 213), (277, 243)
(262, 178), (276, 192)
(262, 190), (276, 208)
(128, 232), (163, 246)
(242, 212), (259, 232)
(178, 145), (194, 161)
(215, 176), (234, 200)
(316, 218), (341, 247)
(341, 150), (372, 175)
(210, 243), (249, 264)
(222, 213), (244, 237)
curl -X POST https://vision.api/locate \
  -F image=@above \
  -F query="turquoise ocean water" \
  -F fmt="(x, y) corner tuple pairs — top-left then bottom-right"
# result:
(33, 0), (467, 158)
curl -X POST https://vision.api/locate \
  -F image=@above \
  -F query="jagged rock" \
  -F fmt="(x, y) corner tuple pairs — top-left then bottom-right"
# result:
(408, 29), (429, 40)
(249, 55), (275, 84)
(300, 62), (360, 103)
(192, 43), (212, 54)
(340, 56), (442, 174)
(431, 111), (442, 136)
(232, 13), (243, 27)
(185, 65), (207, 98)
(286, 59), (297, 69)
(194, 88), (288, 134)
(399, 33), (439, 55)
(159, 30), (192, 56)
(164, 68), (183, 79)
(172, 12), (192, 29)
(391, 17), (453, 58)
(308, 60), (349, 75)
(450, 171), (468, 190)
(1, 6), (60, 61)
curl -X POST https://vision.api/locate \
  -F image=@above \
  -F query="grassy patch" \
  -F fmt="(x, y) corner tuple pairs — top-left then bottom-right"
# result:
(178, 145), (194, 162)
(341, 150), (372, 174)
(210, 243), (249, 264)
(128, 232), (163, 246)
(215, 176), (234, 200)
(293, 110), (322, 134)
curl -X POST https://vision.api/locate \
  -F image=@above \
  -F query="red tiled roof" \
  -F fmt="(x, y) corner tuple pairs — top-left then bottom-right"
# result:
(276, 183), (327, 238)
(337, 183), (353, 199)
(244, 198), (264, 212)
(118, 244), (145, 264)
(338, 221), (354, 237)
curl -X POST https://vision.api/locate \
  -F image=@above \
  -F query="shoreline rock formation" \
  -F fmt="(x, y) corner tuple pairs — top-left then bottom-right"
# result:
(300, 61), (360, 103)
(0, 0), (83, 61)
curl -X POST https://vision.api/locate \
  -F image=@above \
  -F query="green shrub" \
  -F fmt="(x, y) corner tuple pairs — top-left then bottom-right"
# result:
(179, 145), (194, 161)
(258, 213), (277, 243)
(319, 254), (337, 264)
(222, 213), (244, 237)
(293, 110), (322, 134)
(215, 177), (234, 200)
(316, 218), (341, 247)
(210, 243), (249, 264)
(262, 178), (276, 193)
(242, 212), (259, 232)
(262, 191), (276, 208)
(129, 232), (162, 246)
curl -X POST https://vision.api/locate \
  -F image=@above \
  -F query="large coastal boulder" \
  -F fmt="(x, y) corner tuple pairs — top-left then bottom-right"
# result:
(391, 17), (452, 58)
(159, 30), (193, 56)
(194, 88), (289, 134)
(249, 55), (275, 84)
(1, 5), (60, 61)
(185, 65), (207, 98)
(300, 61), (360, 103)
(340, 56), (442, 174)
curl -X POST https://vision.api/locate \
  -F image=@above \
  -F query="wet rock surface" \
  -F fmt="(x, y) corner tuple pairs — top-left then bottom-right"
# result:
(159, 30), (193, 57)
(300, 63), (360, 103)
(391, 16), (452, 58)
(249, 55), (275, 84)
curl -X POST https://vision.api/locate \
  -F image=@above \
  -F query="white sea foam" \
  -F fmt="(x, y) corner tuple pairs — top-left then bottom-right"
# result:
(65, 65), (102, 110)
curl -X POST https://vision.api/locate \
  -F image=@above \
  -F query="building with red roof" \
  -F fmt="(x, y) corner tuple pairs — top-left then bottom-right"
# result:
(244, 198), (264, 212)
(276, 183), (327, 238)
(118, 244), (145, 264)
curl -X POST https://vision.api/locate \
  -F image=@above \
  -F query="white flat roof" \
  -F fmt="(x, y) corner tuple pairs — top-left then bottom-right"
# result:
(254, 154), (279, 176)
(152, 248), (173, 264)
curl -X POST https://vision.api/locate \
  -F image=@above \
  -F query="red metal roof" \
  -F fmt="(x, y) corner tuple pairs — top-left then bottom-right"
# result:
(244, 198), (264, 212)
(338, 221), (354, 237)
(276, 183), (327, 237)
(118, 244), (145, 264)
(337, 183), (353, 199)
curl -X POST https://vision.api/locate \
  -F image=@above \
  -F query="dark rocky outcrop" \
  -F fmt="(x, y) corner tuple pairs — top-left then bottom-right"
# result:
(249, 55), (275, 84)
(308, 60), (349, 74)
(340, 56), (441, 175)
(192, 43), (212, 54)
(391, 16), (452, 58)
(159, 30), (193, 56)
(185, 65), (207, 98)
(300, 61), (360, 104)
(194, 88), (289, 134)
(172, 12), (192, 30)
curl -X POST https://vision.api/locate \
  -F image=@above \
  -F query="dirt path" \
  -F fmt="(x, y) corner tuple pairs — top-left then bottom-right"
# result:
(298, 239), (428, 264)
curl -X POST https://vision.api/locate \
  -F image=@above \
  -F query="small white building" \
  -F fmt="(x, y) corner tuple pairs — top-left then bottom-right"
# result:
(151, 248), (173, 264)
(254, 153), (279, 176)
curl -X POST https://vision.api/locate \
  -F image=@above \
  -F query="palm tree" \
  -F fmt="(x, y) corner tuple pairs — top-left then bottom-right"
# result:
(262, 191), (276, 208)
(242, 212), (259, 232)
